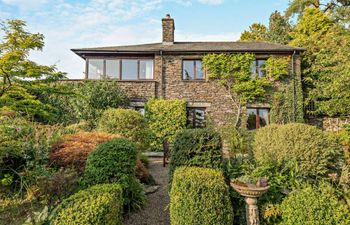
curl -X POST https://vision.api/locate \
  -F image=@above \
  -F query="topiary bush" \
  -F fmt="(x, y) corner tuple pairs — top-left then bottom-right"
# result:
(51, 183), (123, 225)
(145, 99), (186, 151)
(81, 138), (145, 210)
(49, 132), (119, 173)
(280, 184), (350, 225)
(170, 167), (233, 225)
(169, 128), (223, 181)
(97, 108), (149, 151)
(253, 123), (343, 178)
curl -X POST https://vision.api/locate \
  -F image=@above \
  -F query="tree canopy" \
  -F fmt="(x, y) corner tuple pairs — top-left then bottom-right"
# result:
(0, 20), (66, 120)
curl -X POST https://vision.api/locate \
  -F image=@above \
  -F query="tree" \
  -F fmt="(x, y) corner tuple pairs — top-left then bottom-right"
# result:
(0, 20), (65, 120)
(290, 7), (350, 116)
(285, 0), (350, 25)
(240, 11), (292, 44)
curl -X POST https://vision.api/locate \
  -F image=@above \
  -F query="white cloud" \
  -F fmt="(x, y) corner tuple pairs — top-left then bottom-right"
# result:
(1, 0), (48, 10)
(197, 0), (224, 5)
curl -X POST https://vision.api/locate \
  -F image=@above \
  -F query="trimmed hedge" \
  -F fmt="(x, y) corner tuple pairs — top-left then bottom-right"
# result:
(81, 138), (145, 210)
(51, 183), (123, 225)
(253, 123), (343, 178)
(170, 167), (233, 225)
(280, 184), (350, 225)
(98, 108), (149, 151)
(169, 128), (223, 181)
(145, 99), (186, 151)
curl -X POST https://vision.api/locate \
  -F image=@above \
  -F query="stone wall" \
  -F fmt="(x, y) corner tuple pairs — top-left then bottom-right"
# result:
(117, 81), (157, 101)
(307, 116), (350, 131)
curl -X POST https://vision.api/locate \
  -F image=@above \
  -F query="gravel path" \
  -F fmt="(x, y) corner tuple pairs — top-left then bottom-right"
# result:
(124, 157), (170, 225)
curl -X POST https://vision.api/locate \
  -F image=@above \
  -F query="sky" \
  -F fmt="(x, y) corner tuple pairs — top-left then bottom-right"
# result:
(0, 0), (291, 79)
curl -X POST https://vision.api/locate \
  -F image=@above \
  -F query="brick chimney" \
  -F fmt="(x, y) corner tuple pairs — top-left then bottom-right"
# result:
(162, 14), (175, 45)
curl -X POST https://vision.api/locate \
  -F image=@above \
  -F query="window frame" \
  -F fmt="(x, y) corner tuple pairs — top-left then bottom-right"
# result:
(247, 107), (270, 130)
(86, 57), (154, 81)
(251, 59), (267, 78)
(186, 107), (206, 128)
(182, 59), (206, 81)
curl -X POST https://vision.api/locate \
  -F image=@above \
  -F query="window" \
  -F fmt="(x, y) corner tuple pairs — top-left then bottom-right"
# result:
(122, 59), (138, 80)
(187, 108), (206, 128)
(183, 60), (205, 80)
(88, 59), (104, 79)
(106, 59), (120, 79)
(247, 108), (269, 130)
(251, 59), (266, 78)
(139, 60), (153, 79)
(86, 58), (154, 80)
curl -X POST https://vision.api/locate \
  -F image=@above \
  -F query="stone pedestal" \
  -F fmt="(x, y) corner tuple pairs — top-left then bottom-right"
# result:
(245, 197), (259, 225)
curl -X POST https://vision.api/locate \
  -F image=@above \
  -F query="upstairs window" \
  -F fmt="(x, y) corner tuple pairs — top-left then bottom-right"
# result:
(187, 107), (206, 128)
(251, 59), (266, 78)
(86, 58), (153, 80)
(88, 59), (104, 79)
(183, 60), (204, 80)
(247, 108), (269, 130)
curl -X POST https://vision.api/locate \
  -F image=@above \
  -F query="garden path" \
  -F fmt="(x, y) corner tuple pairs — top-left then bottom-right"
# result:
(124, 157), (170, 225)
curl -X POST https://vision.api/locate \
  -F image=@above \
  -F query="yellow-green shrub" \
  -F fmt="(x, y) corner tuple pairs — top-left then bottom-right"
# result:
(51, 183), (123, 225)
(253, 123), (343, 178)
(170, 167), (233, 225)
(145, 99), (186, 151)
(98, 108), (149, 151)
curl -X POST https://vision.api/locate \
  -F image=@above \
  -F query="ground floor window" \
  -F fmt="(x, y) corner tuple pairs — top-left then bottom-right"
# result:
(247, 108), (269, 130)
(187, 107), (206, 128)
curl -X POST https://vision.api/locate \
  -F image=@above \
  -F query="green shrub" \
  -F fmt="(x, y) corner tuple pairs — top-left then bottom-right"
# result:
(145, 99), (186, 151)
(98, 108), (149, 151)
(51, 183), (123, 225)
(280, 184), (350, 225)
(169, 128), (223, 181)
(81, 138), (145, 210)
(170, 167), (233, 225)
(253, 123), (343, 178)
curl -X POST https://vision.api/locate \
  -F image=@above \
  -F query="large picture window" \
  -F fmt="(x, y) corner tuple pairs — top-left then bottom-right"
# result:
(86, 58), (154, 80)
(183, 60), (204, 80)
(187, 107), (206, 128)
(247, 108), (269, 130)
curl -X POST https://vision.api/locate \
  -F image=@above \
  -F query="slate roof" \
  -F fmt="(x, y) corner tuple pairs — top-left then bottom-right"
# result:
(72, 41), (304, 58)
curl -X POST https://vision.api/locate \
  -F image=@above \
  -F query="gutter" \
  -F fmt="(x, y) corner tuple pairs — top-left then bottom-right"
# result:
(292, 50), (297, 122)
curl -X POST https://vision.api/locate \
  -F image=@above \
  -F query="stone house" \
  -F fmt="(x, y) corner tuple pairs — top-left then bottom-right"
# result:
(72, 14), (304, 130)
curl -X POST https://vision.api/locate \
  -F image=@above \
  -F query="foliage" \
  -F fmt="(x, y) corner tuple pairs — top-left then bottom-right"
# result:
(145, 99), (186, 151)
(81, 138), (145, 210)
(51, 183), (123, 225)
(98, 108), (149, 151)
(221, 125), (253, 157)
(0, 20), (66, 120)
(170, 167), (233, 225)
(253, 123), (344, 178)
(336, 125), (350, 161)
(280, 183), (350, 225)
(290, 7), (350, 116)
(39, 81), (129, 126)
(169, 128), (223, 181)
(240, 11), (292, 44)
(264, 56), (290, 80)
(135, 159), (155, 185)
(203, 53), (272, 127)
(49, 132), (119, 173)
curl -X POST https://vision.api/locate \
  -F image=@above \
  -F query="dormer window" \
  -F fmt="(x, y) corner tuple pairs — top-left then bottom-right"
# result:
(86, 58), (154, 80)
(182, 60), (205, 80)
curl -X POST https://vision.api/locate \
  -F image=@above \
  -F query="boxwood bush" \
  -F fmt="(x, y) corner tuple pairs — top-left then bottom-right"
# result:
(280, 184), (350, 225)
(51, 183), (123, 225)
(81, 138), (145, 210)
(145, 99), (186, 151)
(253, 123), (343, 178)
(170, 167), (233, 225)
(98, 108), (149, 151)
(169, 128), (223, 181)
